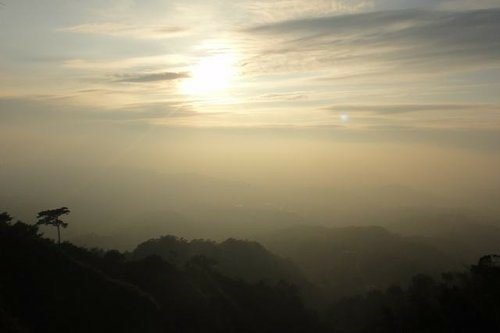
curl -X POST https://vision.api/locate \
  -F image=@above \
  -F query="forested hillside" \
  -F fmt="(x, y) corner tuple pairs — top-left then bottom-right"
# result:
(260, 225), (456, 299)
(3, 211), (500, 332)
(0, 214), (321, 333)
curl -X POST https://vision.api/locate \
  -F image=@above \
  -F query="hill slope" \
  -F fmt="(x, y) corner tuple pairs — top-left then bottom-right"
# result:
(0, 219), (323, 333)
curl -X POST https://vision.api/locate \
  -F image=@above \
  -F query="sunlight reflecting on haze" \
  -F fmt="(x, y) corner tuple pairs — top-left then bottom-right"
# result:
(179, 41), (240, 104)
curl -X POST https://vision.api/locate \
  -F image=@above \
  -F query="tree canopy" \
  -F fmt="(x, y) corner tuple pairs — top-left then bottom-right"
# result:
(36, 207), (71, 244)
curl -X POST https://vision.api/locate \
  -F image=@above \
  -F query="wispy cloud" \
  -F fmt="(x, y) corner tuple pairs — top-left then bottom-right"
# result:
(0, 97), (205, 124)
(256, 91), (310, 101)
(4, 1), (500, 131)
(62, 55), (186, 71)
(243, 0), (372, 22)
(437, 0), (500, 10)
(327, 104), (500, 114)
(323, 103), (500, 131)
(114, 72), (189, 83)
(59, 22), (188, 39)
(245, 8), (500, 76)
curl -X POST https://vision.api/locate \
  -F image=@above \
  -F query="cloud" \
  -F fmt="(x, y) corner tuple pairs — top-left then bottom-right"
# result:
(327, 104), (500, 114)
(62, 55), (186, 71)
(0, 97), (209, 125)
(323, 103), (500, 132)
(242, 0), (372, 22)
(114, 72), (189, 83)
(245, 8), (500, 76)
(256, 91), (309, 101)
(59, 22), (188, 39)
(437, 0), (500, 10)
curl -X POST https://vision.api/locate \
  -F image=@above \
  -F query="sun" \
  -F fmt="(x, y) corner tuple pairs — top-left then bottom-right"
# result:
(180, 52), (238, 98)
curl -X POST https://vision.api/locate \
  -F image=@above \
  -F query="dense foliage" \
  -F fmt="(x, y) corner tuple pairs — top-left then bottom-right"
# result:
(328, 260), (500, 332)
(132, 235), (310, 285)
(3, 210), (500, 332)
(260, 225), (454, 299)
(0, 214), (321, 333)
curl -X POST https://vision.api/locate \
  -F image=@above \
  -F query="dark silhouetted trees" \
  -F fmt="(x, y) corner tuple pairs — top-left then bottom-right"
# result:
(4, 208), (500, 332)
(36, 207), (70, 245)
(0, 210), (323, 333)
(0, 212), (12, 225)
(327, 255), (500, 332)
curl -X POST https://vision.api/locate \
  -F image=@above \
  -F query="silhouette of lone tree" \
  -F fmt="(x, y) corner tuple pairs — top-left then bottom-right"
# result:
(0, 212), (13, 225)
(36, 207), (70, 245)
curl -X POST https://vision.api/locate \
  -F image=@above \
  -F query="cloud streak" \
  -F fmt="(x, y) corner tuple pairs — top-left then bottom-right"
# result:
(0, 97), (212, 125)
(243, 0), (372, 22)
(245, 8), (500, 76)
(327, 104), (500, 114)
(59, 22), (188, 39)
(114, 72), (189, 83)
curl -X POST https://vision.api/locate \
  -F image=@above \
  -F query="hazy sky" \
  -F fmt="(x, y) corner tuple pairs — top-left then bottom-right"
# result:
(2, 1), (500, 216)
(1, 0), (500, 128)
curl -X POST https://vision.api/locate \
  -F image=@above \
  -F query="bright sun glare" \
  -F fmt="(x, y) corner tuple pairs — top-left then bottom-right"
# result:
(180, 52), (238, 98)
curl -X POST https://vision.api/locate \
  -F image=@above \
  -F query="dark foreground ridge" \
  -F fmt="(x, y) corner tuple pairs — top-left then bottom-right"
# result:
(2, 211), (500, 332)
(0, 213), (321, 333)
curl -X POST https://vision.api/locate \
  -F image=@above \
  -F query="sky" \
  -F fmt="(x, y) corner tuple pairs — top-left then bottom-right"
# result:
(2, 0), (500, 128)
(1, 1), (500, 230)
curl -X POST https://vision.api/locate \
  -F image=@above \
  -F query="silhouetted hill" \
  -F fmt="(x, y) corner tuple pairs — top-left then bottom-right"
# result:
(385, 212), (500, 264)
(327, 257), (500, 332)
(132, 235), (306, 284)
(259, 225), (455, 299)
(71, 207), (303, 251)
(0, 217), (322, 333)
(0, 222), (162, 333)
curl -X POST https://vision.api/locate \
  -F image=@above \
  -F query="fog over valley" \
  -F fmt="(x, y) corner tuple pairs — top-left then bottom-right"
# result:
(2, 1), (500, 332)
